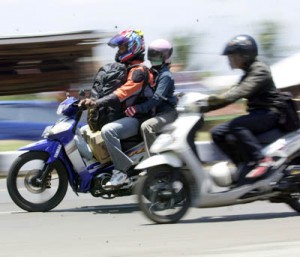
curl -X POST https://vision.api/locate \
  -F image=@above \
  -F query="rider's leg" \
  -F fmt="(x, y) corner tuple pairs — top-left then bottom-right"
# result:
(140, 110), (177, 157)
(211, 122), (246, 165)
(228, 110), (279, 178)
(101, 117), (139, 186)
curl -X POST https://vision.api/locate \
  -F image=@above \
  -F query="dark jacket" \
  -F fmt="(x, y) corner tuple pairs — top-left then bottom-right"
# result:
(207, 60), (279, 111)
(135, 64), (177, 114)
(94, 60), (155, 115)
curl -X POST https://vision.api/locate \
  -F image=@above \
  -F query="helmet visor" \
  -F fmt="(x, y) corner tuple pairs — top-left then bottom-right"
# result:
(147, 49), (163, 62)
(108, 34), (129, 48)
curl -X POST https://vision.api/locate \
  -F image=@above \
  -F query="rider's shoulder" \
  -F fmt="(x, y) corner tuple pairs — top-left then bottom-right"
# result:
(249, 60), (271, 71)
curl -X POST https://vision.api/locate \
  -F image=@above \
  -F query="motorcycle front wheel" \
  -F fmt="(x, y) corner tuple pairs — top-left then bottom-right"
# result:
(7, 151), (69, 212)
(136, 165), (191, 224)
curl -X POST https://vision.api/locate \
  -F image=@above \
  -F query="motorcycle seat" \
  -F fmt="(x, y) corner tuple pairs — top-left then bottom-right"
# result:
(121, 134), (143, 151)
(225, 127), (286, 146)
(256, 128), (286, 145)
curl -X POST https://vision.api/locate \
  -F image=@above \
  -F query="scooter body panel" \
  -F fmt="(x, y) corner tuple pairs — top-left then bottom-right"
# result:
(136, 92), (300, 211)
(135, 152), (183, 170)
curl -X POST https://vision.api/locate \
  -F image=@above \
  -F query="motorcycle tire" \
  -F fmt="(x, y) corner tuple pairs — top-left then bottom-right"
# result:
(286, 197), (300, 213)
(7, 151), (69, 212)
(136, 165), (191, 224)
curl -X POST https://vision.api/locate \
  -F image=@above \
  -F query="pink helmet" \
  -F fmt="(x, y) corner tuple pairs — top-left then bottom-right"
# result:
(147, 39), (173, 65)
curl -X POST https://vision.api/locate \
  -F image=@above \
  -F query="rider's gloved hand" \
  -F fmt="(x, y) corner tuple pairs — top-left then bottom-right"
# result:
(79, 98), (97, 109)
(198, 105), (211, 113)
(197, 95), (227, 113)
(189, 99), (210, 113)
(125, 106), (137, 117)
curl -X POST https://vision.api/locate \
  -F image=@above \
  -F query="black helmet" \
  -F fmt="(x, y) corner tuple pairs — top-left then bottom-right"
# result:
(222, 35), (258, 61)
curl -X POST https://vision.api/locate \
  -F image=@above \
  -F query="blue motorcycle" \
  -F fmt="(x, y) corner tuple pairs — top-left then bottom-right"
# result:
(6, 92), (146, 212)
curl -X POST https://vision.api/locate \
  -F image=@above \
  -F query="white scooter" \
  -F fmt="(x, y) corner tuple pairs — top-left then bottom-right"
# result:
(135, 92), (300, 224)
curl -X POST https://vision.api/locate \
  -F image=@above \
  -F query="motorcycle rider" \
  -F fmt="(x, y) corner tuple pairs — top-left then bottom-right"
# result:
(124, 39), (178, 156)
(80, 29), (154, 187)
(202, 35), (281, 181)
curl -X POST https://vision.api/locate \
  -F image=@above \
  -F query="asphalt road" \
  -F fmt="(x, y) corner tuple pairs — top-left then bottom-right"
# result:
(1, 178), (300, 257)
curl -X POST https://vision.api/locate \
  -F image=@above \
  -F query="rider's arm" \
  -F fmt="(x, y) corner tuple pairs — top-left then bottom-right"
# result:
(113, 66), (146, 102)
(94, 66), (146, 107)
(206, 61), (272, 111)
(135, 71), (174, 113)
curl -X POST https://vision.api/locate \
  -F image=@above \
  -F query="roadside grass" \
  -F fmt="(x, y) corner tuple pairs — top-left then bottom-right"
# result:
(0, 140), (33, 152)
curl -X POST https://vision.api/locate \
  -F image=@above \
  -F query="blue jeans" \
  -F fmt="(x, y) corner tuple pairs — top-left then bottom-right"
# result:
(101, 117), (139, 171)
(211, 109), (279, 164)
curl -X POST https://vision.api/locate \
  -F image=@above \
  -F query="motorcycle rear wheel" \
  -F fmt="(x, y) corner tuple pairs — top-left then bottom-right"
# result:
(286, 194), (300, 213)
(7, 151), (68, 212)
(136, 165), (191, 224)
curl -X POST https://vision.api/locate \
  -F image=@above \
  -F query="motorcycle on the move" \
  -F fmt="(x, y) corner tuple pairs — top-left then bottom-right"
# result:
(135, 92), (300, 224)
(7, 92), (146, 212)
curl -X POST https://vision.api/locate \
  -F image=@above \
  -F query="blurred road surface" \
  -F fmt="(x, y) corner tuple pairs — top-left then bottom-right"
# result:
(0, 178), (300, 257)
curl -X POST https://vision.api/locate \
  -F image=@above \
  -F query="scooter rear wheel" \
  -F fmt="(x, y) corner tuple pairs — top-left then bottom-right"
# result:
(286, 195), (300, 213)
(136, 165), (191, 224)
(7, 151), (69, 212)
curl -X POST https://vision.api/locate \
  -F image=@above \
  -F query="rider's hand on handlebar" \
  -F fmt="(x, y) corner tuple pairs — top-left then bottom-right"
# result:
(79, 98), (97, 109)
(194, 98), (211, 113)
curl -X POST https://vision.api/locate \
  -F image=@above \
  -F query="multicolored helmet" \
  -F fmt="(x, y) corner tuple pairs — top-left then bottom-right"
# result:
(147, 39), (173, 66)
(108, 29), (145, 63)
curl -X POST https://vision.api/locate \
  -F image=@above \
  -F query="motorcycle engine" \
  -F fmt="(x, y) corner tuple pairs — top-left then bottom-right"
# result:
(90, 173), (112, 197)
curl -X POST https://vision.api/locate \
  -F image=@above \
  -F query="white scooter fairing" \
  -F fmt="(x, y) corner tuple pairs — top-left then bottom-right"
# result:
(135, 92), (300, 223)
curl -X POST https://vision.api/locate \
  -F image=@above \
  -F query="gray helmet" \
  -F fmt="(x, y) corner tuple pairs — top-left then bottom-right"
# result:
(223, 35), (258, 61)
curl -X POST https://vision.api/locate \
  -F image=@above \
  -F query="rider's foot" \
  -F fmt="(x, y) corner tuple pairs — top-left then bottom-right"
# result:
(246, 157), (273, 179)
(105, 170), (128, 187)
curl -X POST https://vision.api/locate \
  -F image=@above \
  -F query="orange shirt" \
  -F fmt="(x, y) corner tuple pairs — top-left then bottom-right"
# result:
(113, 61), (154, 102)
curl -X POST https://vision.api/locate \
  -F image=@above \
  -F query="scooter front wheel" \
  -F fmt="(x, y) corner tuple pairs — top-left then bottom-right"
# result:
(136, 165), (191, 224)
(7, 151), (69, 212)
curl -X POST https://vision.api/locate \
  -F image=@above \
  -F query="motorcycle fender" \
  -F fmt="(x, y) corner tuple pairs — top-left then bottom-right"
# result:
(20, 139), (65, 164)
(20, 139), (55, 151)
(135, 152), (182, 170)
(20, 139), (76, 188)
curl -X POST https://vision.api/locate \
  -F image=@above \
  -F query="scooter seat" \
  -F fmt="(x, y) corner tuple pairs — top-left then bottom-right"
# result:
(256, 128), (286, 145)
(225, 128), (286, 146)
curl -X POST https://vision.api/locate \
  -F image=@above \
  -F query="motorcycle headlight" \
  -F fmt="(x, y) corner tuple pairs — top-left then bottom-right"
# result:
(51, 122), (72, 134)
(56, 104), (66, 115)
(42, 125), (53, 138)
(43, 120), (73, 138)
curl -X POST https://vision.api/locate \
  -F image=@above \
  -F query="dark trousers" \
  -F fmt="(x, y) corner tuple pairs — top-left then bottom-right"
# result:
(211, 109), (279, 165)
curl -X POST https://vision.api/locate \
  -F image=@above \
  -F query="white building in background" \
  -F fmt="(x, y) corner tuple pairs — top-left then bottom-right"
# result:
(200, 53), (300, 91)
(271, 53), (300, 89)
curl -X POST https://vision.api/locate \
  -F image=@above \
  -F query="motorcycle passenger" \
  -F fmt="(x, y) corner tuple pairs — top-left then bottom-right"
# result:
(202, 35), (281, 181)
(80, 29), (154, 187)
(124, 39), (178, 156)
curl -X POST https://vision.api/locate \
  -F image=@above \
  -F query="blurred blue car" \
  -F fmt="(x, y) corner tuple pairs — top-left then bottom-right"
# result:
(0, 100), (87, 141)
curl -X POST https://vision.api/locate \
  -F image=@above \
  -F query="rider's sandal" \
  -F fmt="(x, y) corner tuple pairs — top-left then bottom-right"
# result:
(245, 157), (273, 179)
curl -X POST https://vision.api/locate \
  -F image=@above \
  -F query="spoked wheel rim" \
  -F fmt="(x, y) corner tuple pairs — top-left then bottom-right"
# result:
(14, 160), (61, 204)
(7, 152), (68, 212)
